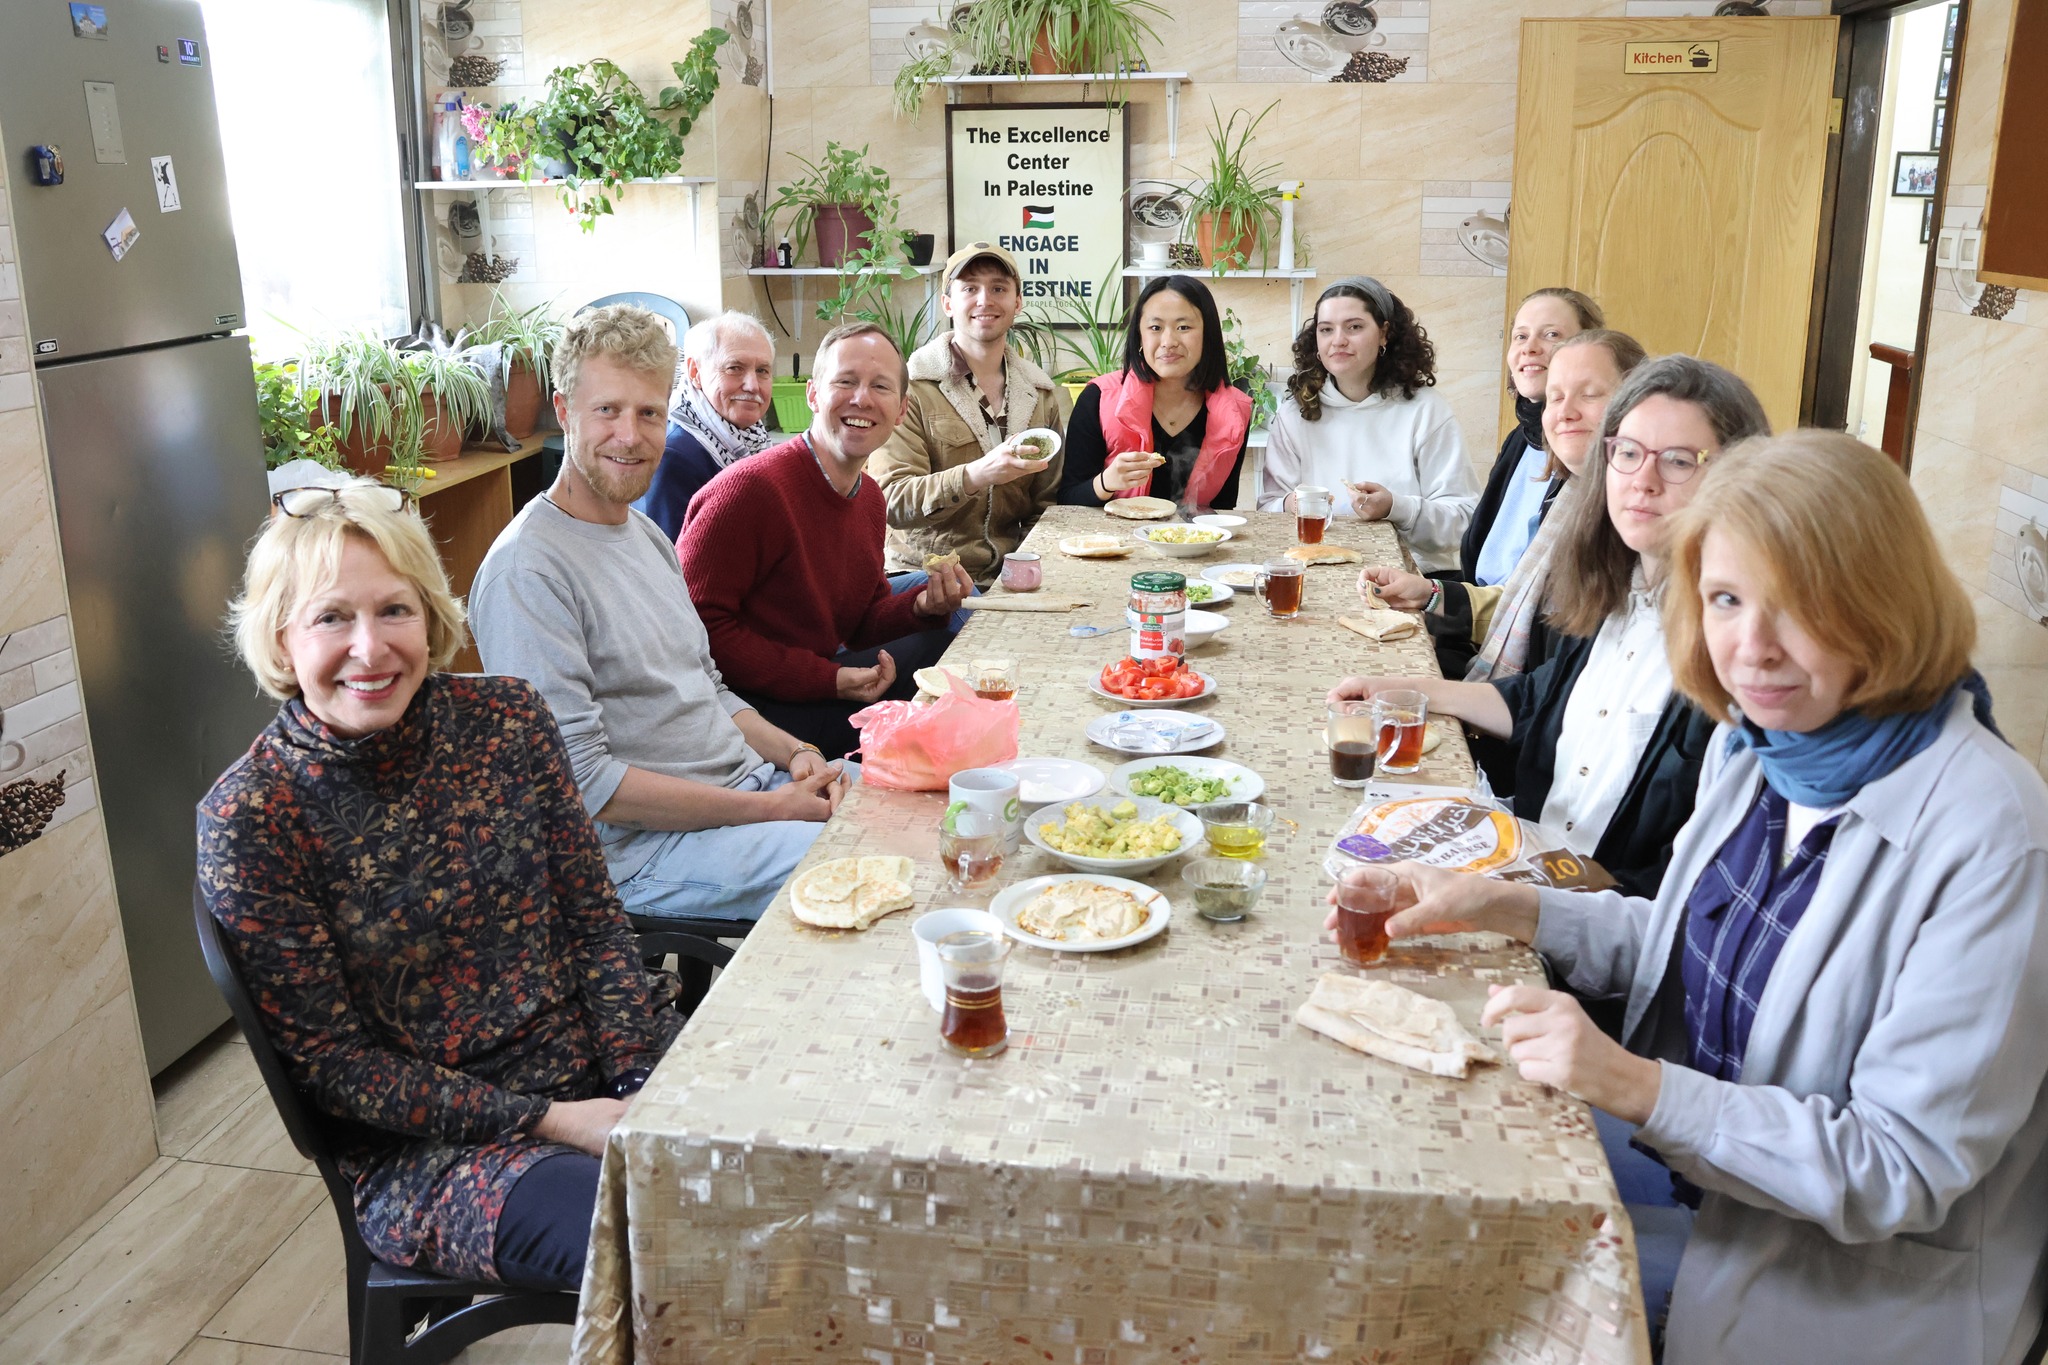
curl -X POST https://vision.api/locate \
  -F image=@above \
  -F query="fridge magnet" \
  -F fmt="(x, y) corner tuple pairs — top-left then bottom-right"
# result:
(151, 155), (181, 212)
(103, 207), (140, 261)
(177, 38), (201, 65)
(68, 4), (108, 38)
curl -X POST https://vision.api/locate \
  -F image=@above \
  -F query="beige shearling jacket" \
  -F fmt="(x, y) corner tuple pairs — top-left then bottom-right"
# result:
(871, 336), (1068, 581)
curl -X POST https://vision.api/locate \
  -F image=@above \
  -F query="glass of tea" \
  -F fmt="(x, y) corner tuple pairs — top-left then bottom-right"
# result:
(936, 929), (1011, 1057)
(1296, 484), (1331, 544)
(970, 657), (1018, 701)
(1334, 864), (1406, 966)
(1326, 701), (1378, 787)
(939, 808), (1005, 895)
(1373, 689), (1431, 775)
(1193, 800), (1278, 859)
(1253, 560), (1305, 618)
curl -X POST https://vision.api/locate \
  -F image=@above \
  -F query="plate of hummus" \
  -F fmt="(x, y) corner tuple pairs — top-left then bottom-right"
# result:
(992, 873), (1172, 952)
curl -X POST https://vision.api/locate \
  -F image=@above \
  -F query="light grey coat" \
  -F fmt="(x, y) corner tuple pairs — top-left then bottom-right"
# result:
(1534, 693), (2048, 1365)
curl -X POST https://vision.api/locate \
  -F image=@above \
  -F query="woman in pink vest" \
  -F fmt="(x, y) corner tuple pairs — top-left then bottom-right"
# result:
(1058, 274), (1252, 512)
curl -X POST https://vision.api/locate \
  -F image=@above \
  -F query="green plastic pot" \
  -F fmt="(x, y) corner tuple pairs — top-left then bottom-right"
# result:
(770, 378), (812, 433)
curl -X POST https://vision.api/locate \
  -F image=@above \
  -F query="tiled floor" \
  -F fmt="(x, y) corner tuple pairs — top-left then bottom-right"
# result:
(0, 1025), (573, 1365)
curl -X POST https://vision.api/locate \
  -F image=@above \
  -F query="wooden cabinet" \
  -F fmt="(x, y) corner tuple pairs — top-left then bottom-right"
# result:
(415, 446), (544, 672)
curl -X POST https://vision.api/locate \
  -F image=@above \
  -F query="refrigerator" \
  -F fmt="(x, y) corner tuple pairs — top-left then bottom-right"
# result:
(1, 0), (277, 1071)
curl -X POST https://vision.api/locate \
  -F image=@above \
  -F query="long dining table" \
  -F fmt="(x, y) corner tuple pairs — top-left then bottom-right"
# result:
(569, 506), (1651, 1364)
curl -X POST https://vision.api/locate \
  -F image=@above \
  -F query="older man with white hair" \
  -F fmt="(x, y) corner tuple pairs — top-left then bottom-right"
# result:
(635, 310), (779, 540)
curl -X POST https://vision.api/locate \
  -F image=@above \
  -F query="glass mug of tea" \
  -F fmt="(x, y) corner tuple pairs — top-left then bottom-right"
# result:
(936, 928), (1011, 1056)
(1296, 484), (1332, 544)
(1326, 700), (1378, 787)
(1253, 560), (1305, 618)
(1334, 864), (1408, 966)
(1372, 688), (1430, 775)
(939, 808), (1006, 894)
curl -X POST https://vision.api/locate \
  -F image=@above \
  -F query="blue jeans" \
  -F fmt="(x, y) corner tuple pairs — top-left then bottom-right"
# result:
(884, 569), (976, 634)
(1596, 1107), (1694, 1347)
(612, 763), (834, 922)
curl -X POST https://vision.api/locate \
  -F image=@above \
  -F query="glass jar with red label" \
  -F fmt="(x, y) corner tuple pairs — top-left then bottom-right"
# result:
(1126, 570), (1188, 661)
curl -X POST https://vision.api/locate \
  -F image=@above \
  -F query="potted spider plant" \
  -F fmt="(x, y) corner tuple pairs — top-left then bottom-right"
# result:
(301, 330), (410, 477)
(402, 349), (494, 463)
(467, 294), (565, 438)
(1029, 263), (1130, 396)
(957, 0), (1166, 80)
(766, 142), (903, 269)
(1183, 101), (1285, 272)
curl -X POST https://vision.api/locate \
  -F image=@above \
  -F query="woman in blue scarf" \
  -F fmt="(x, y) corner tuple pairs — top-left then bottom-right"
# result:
(1335, 431), (2048, 1364)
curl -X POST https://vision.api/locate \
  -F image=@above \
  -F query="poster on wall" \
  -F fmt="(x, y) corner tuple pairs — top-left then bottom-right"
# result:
(947, 103), (1127, 324)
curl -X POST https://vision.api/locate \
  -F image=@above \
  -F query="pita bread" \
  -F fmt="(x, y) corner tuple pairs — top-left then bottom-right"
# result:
(1295, 973), (1499, 1078)
(1286, 544), (1364, 566)
(912, 666), (963, 700)
(923, 551), (962, 572)
(1104, 496), (1176, 520)
(1059, 534), (1131, 558)
(789, 855), (916, 930)
(1339, 610), (1420, 642)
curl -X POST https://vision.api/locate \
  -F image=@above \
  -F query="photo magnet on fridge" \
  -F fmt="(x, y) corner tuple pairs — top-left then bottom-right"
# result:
(68, 4), (108, 38)
(151, 156), (181, 212)
(103, 207), (140, 261)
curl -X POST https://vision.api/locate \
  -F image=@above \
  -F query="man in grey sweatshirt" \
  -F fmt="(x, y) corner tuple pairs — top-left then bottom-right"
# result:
(469, 305), (848, 922)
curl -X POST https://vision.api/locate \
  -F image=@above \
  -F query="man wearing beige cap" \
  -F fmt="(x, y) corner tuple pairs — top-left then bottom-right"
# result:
(871, 241), (1069, 582)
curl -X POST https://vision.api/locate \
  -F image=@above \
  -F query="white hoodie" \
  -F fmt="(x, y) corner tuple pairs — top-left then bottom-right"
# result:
(1258, 380), (1478, 572)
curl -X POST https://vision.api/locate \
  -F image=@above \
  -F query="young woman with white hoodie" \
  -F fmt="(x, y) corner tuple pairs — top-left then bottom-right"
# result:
(1256, 276), (1477, 572)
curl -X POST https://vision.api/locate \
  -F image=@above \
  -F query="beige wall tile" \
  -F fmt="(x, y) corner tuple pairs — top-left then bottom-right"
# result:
(1972, 320), (2048, 477)
(200, 1208), (348, 1357)
(769, 2), (871, 89)
(1377, 273), (1512, 372)
(0, 407), (65, 637)
(1945, 0), (2011, 188)
(1914, 307), (1987, 453)
(1436, 367), (1517, 474)
(155, 1032), (263, 1158)
(1910, 429), (2003, 586)
(1426, 0), (1627, 85)
(1358, 82), (1518, 182)
(1189, 85), (1364, 182)
(0, 995), (161, 1296)
(1303, 180), (1424, 280)
(0, 1159), (323, 1365)
(0, 814), (131, 1076)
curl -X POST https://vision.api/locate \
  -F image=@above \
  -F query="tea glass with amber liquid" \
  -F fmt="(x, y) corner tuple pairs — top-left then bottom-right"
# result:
(939, 808), (1005, 896)
(971, 658), (1018, 702)
(1296, 484), (1332, 544)
(937, 929), (1011, 1056)
(1373, 689), (1430, 775)
(1334, 864), (1407, 966)
(1253, 561), (1305, 618)
(1326, 700), (1378, 787)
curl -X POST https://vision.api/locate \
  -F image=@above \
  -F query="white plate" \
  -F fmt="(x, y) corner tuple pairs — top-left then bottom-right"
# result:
(1183, 579), (1234, 606)
(1130, 525), (1234, 559)
(1202, 562), (1264, 590)
(1184, 608), (1230, 646)
(1085, 709), (1227, 755)
(994, 756), (1105, 806)
(1192, 513), (1247, 529)
(1108, 756), (1265, 806)
(992, 873), (1174, 953)
(1059, 535), (1133, 559)
(1025, 794), (1205, 875)
(1088, 668), (1217, 708)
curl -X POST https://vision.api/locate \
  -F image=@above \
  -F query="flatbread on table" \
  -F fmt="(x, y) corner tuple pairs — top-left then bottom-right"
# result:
(1286, 544), (1364, 566)
(789, 855), (916, 930)
(1104, 496), (1176, 520)
(1295, 973), (1499, 1078)
(1339, 609), (1420, 642)
(1059, 534), (1132, 558)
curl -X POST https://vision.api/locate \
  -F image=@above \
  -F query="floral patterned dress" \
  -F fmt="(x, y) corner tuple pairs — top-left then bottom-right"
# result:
(197, 673), (681, 1281)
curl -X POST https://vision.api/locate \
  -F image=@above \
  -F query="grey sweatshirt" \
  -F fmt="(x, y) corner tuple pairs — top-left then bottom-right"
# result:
(469, 496), (761, 880)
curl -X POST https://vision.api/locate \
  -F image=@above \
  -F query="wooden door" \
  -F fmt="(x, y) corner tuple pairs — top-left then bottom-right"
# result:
(1505, 18), (1838, 434)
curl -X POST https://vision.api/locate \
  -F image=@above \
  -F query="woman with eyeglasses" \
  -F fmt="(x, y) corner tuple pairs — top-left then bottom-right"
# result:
(197, 480), (678, 1291)
(1329, 356), (1771, 896)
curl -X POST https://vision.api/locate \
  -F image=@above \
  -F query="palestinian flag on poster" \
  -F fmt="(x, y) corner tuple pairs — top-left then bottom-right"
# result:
(1022, 204), (1055, 229)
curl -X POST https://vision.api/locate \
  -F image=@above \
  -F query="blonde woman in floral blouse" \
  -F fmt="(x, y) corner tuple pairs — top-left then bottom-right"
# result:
(197, 480), (679, 1290)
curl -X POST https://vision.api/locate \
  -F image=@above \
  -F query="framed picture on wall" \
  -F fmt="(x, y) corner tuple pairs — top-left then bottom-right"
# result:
(1894, 151), (1940, 197)
(1938, 54), (1953, 99)
(1943, 3), (1958, 52)
(1921, 199), (1936, 245)
(1932, 101), (1947, 149)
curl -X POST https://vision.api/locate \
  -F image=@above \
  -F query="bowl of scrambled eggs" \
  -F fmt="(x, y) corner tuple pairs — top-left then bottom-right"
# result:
(1132, 524), (1233, 558)
(1025, 795), (1205, 874)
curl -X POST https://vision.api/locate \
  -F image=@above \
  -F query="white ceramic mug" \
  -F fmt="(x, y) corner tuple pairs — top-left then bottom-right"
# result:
(950, 767), (1023, 852)
(1297, 484), (1333, 518)
(913, 907), (1005, 1011)
(1136, 240), (1171, 266)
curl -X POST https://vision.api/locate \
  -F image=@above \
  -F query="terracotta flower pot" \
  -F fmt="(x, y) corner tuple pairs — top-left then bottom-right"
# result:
(313, 387), (396, 478)
(1196, 210), (1260, 268)
(504, 357), (543, 439)
(419, 392), (465, 463)
(813, 204), (876, 269)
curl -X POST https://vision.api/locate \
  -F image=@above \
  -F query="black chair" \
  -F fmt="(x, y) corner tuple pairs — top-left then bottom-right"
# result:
(628, 914), (746, 1016)
(192, 886), (578, 1365)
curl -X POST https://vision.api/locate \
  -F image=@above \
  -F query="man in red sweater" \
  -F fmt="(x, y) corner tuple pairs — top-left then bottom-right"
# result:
(678, 322), (973, 758)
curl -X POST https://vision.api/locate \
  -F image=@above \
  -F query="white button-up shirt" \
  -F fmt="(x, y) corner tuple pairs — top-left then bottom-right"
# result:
(1540, 577), (1673, 856)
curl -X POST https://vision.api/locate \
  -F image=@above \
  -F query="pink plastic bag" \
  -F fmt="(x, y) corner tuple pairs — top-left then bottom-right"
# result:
(849, 677), (1020, 790)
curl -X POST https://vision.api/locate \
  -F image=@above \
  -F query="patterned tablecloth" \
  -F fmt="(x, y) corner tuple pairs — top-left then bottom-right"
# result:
(570, 508), (1649, 1365)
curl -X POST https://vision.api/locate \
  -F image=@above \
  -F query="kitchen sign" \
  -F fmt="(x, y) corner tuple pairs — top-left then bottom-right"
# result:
(1624, 41), (1720, 74)
(947, 103), (1126, 318)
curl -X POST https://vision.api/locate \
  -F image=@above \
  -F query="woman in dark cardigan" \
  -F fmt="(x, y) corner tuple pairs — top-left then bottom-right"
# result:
(198, 480), (678, 1291)
(1330, 356), (1772, 898)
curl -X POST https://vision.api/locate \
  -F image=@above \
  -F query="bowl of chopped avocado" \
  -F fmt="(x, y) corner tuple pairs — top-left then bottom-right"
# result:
(1108, 757), (1264, 806)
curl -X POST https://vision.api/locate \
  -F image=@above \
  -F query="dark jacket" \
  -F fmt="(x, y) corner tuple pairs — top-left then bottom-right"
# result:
(1490, 630), (1718, 899)
(1425, 420), (1563, 679)
(635, 424), (727, 543)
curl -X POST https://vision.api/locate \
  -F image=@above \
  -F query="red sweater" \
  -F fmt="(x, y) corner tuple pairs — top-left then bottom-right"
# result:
(678, 437), (931, 702)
